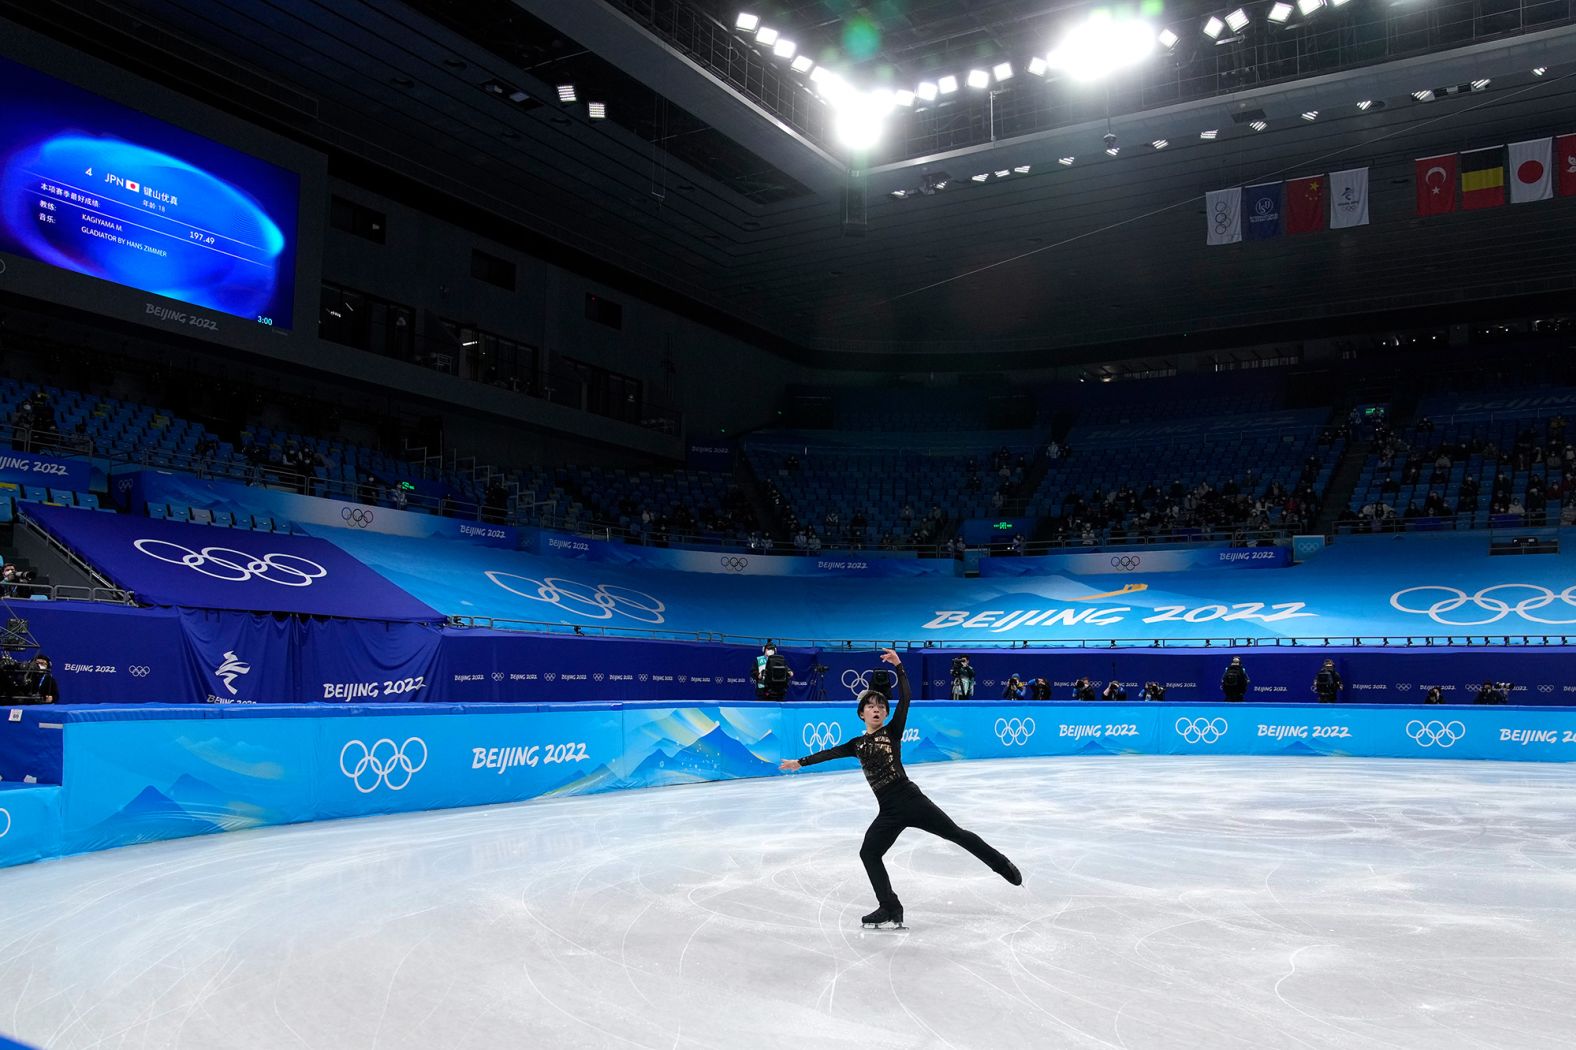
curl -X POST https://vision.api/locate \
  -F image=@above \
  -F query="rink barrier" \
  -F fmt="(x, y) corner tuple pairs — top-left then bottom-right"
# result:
(2, 700), (1574, 869)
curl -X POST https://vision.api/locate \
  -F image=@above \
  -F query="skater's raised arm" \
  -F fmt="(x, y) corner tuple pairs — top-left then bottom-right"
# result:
(881, 648), (912, 736)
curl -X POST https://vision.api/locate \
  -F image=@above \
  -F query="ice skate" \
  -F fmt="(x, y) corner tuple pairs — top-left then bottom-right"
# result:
(861, 902), (906, 929)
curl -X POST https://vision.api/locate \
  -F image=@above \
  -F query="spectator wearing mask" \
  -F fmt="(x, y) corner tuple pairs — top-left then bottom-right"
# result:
(1142, 682), (1166, 702)
(28, 654), (59, 703)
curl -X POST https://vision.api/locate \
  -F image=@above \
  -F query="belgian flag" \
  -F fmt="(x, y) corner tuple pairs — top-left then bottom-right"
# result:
(1460, 146), (1505, 209)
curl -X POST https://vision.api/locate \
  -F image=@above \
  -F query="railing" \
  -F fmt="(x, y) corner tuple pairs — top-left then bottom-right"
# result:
(0, 581), (133, 604)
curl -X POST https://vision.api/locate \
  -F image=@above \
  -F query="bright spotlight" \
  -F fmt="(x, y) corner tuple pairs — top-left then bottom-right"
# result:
(755, 25), (778, 45)
(791, 54), (814, 73)
(994, 62), (1014, 81)
(917, 80), (939, 100)
(1105, 144), (1120, 156)
(1225, 9), (1250, 31)
(1249, 119), (1268, 131)
(1267, 3), (1293, 22)
(735, 12), (760, 31)
(938, 74), (959, 94)
(971, 173), (990, 182)
(1412, 89), (1435, 101)
(1532, 66), (1547, 76)
(1046, 15), (1159, 81)
(894, 89), (916, 106)
(1014, 164), (1031, 173)
(1301, 110), (1318, 120)
(1151, 139), (1168, 149)
(994, 168), (1010, 177)
(1297, 0), (1323, 13)
(1356, 99), (1373, 110)
(1028, 56), (1049, 76)
(1158, 27), (1179, 48)
(1329, 0), (1351, 6)
(1058, 156), (1075, 166)
(773, 37), (796, 58)
(557, 84), (577, 103)
(1203, 16), (1226, 38)
(588, 102), (607, 119)
(1471, 78), (1491, 90)
(966, 69), (991, 89)
(1199, 128), (1218, 139)
(832, 90), (894, 151)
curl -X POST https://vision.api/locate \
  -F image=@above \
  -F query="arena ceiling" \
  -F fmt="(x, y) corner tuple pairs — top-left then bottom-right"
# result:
(6, 0), (1576, 368)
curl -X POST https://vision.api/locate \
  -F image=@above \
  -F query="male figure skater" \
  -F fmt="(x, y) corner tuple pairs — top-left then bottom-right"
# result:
(779, 648), (1021, 928)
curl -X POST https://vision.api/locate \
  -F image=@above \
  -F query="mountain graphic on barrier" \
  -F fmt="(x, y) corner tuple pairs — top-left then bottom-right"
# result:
(89, 785), (225, 847)
(906, 738), (953, 764)
(627, 725), (778, 787)
(166, 774), (273, 831)
(1071, 737), (1123, 757)
(541, 762), (620, 798)
(1278, 740), (1324, 757)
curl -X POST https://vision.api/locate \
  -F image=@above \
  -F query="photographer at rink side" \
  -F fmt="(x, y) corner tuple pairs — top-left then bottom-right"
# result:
(1142, 681), (1166, 702)
(1221, 657), (1249, 702)
(1312, 659), (1343, 704)
(1072, 676), (1097, 702)
(1001, 674), (1025, 701)
(753, 641), (792, 701)
(1028, 676), (1052, 702)
(1474, 680), (1512, 705)
(950, 655), (975, 700)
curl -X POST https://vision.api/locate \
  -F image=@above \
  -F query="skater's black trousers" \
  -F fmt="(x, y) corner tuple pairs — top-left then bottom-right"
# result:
(860, 783), (1007, 907)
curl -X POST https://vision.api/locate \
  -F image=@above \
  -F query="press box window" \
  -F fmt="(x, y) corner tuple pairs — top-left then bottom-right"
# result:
(471, 248), (516, 291)
(329, 195), (386, 244)
(585, 293), (623, 330)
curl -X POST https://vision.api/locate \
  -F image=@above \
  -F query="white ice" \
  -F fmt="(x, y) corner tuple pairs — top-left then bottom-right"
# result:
(2, 756), (1574, 1050)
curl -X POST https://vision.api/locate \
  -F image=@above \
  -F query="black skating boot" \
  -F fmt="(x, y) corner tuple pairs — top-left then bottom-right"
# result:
(861, 901), (905, 929)
(998, 860), (1023, 886)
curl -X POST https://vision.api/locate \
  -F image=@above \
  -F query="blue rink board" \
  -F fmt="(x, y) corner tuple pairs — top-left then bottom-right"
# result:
(2, 701), (1575, 869)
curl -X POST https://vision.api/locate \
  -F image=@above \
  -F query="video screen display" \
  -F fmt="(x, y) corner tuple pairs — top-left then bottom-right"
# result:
(0, 56), (300, 327)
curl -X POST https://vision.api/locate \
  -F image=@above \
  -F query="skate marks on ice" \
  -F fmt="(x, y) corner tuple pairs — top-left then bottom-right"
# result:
(1, 757), (1574, 1048)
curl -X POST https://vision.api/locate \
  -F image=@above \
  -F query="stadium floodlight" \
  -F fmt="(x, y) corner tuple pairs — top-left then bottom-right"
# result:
(1267, 3), (1293, 22)
(1329, 0), (1351, 6)
(1200, 128), (1218, 139)
(1532, 66), (1547, 76)
(1356, 99), (1373, 110)
(890, 189), (909, 198)
(938, 74), (959, 94)
(994, 62), (1014, 82)
(916, 80), (939, 100)
(831, 89), (894, 151)
(971, 172), (991, 182)
(967, 69), (991, 89)
(1046, 14), (1159, 81)
(1158, 28), (1179, 48)
(755, 26), (778, 45)
(894, 89), (916, 106)
(773, 37), (796, 58)
(1249, 119), (1268, 131)
(1471, 78), (1490, 90)
(557, 84), (577, 103)
(791, 54), (814, 73)
(1105, 143), (1120, 156)
(1412, 89), (1435, 101)
(1027, 56), (1049, 76)
(1224, 9), (1250, 31)
(1297, 0), (1323, 15)
(1151, 138), (1168, 149)
(735, 12), (760, 31)
(588, 101), (607, 119)
(1301, 110), (1318, 120)
(1203, 16), (1226, 38)
(817, 72), (853, 103)
(1014, 164), (1031, 173)
(1058, 156), (1075, 165)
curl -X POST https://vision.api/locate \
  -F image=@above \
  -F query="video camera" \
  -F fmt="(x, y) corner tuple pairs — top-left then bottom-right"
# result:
(950, 656), (968, 678)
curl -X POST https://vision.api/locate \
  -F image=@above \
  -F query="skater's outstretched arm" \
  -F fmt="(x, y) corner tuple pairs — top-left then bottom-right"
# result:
(881, 648), (912, 736)
(781, 737), (857, 771)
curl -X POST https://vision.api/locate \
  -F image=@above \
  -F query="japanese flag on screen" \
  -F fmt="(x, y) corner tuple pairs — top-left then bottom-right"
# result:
(125, 179), (140, 192)
(1509, 138), (1552, 203)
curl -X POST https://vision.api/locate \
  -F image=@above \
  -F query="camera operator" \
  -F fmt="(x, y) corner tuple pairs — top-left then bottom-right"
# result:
(1101, 680), (1128, 702)
(1073, 676), (1097, 702)
(1142, 681), (1166, 702)
(950, 655), (976, 700)
(1028, 676), (1052, 702)
(1221, 657), (1249, 702)
(1001, 674), (1025, 701)
(1424, 685), (1444, 705)
(1, 563), (38, 599)
(26, 653), (58, 703)
(1474, 680), (1511, 705)
(752, 641), (792, 701)
(1312, 659), (1343, 704)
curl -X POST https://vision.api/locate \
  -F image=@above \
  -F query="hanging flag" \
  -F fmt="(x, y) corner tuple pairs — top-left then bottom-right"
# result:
(1557, 134), (1576, 197)
(1285, 175), (1326, 234)
(1243, 182), (1283, 240)
(1509, 138), (1553, 203)
(1415, 154), (1456, 215)
(1460, 146), (1505, 209)
(1329, 168), (1370, 229)
(1206, 187), (1241, 245)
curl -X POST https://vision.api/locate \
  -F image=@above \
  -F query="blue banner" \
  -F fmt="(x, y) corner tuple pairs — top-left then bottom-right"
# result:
(0, 450), (90, 491)
(0, 785), (62, 869)
(981, 546), (1289, 577)
(1244, 182), (1283, 239)
(126, 471), (519, 548)
(520, 527), (950, 577)
(25, 503), (439, 620)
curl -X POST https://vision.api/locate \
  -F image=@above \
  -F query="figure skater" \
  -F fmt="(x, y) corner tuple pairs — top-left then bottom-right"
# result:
(779, 648), (1021, 928)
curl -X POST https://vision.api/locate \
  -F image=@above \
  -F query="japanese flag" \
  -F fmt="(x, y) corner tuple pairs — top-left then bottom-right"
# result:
(1508, 138), (1552, 203)
(125, 179), (141, 193)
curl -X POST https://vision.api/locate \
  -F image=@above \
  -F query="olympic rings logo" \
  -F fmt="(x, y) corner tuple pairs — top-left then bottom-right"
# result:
(1394, 683), (1413, 692)
(0, 807), (10, 839)
(719, 556), (750, 573)
(841, 669), (887, 698)
(1109, 555), (1143, 571)
(341, 507), (376, 528)
(593, 673), (605, 682)
(1539, 685), (1555, 693)
(128, 666), (151, 678)
(134, 539), (328, 587)
(995, 717), (1036, 746)
(484, 573), (667, 624)
(1176, 717), (1228, 744)
(491, 672), (504, 681)
(1405, 719), (1465, 748)
(803, 722), (843, 749)
(339, 737), (428, 792)
(1390, 584), (1576, 626)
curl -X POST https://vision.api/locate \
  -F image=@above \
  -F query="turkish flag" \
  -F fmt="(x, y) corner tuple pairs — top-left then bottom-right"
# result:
(1558, 134), (1576, 197)
(1285, 175), (1326, 234)
(1415, 154), (1456, 215)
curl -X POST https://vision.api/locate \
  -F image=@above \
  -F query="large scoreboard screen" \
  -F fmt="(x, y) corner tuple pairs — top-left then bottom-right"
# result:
(0, 55), (300, 328)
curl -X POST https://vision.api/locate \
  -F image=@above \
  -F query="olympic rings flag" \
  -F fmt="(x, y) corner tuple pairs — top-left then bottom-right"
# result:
(339, 738), (428, 792)
(24, 504), (439, 620)
(484, 572), (667, 625)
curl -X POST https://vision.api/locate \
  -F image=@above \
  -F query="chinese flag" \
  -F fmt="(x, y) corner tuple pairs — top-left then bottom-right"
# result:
(1285, 175), (1326, 234)
(1558, 134), (1576, 197)
(1415, 154), (1456, 215)
(1460, 146), (1505, 209)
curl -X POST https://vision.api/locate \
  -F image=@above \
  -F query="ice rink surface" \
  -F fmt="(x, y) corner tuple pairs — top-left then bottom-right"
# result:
(2, 755), (1575, 1050)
